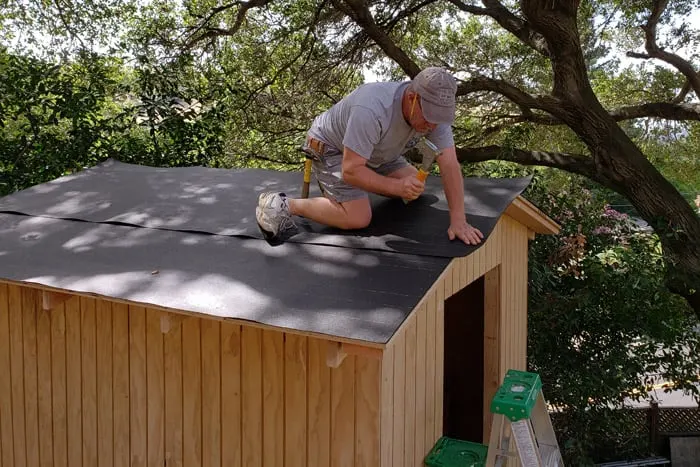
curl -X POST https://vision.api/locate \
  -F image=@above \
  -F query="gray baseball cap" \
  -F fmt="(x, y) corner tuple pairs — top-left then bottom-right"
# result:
(410, 67), (457, 124)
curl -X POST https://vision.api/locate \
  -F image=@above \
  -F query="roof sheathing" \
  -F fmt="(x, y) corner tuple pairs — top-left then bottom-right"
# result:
(0, 160), (549, 344)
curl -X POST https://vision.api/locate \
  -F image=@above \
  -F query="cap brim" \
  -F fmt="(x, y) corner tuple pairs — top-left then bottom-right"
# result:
(421, 97), (455, 125)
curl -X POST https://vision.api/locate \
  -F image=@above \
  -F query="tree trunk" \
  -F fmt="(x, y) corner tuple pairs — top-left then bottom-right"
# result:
(576, 110), (700, 317)
(521, 0), (700, 317)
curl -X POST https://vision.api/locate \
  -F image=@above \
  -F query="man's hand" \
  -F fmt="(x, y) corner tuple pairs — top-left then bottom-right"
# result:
(448, 219), (484, 245)
(400, 176), (424, 201)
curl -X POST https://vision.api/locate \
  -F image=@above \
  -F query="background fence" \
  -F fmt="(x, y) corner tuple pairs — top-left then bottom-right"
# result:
(549, 402), (700, 463)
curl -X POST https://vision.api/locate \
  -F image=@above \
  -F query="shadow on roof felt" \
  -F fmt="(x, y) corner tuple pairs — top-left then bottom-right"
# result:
(0, 158), (533, 258)
(0, 212), (449, 343)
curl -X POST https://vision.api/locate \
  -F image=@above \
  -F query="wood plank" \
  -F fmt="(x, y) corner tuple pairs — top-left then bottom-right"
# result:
(511, 221), (520, 371)
(241, 326), (262, 467)
(414, 304), (427, 466)
(96, 300), (113, 467)
(164, 311), (184, 467)
(484, 227), (492, 272)
(483, 267), (501, 443)
(475, 242), (484, 280)
(146, 311), (165, 467)
(201, 319), (221, 467)
(404, 318), (416, 467)
(262, 330), (283, 467)
(22, 288), (39, 467)
(391, 331), (405, 467)
(330, 354), (355, 467)
(81, 297), (97, 467)
(112, 303), (130, 467)
(436, 276), (446, 440)
(489, 224), (498, 271)
(513, 221), (520, 370)
(182, 317), (202, 467)
(501, 221), (509, 376)
(0, 284), (14, 467)
(50, 301), (67, 467)
(285, 334), (307, 467)
(380, 341), (394, 467)
(36, 301), (53, 467)
(424, 290), (436, 451)
(355, 355), (380, 467)
(505, 220), (516, 373)
(129, 306), (147, 467)
(308, 338), (331, 467)
(445, 261), (454, 298)
(221, 323), (241, 467)
(464, 255), (472, 287)
(491, 221), (502, 268)
(519, 224), (528, 369)
(451, 260), (459, 296)
(8, 286), (26, 467)
(64, 296), (81, 467)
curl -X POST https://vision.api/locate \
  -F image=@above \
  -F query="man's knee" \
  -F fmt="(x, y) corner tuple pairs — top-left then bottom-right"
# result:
(343, 209), (372, 229)
(338, 198), (372, 230)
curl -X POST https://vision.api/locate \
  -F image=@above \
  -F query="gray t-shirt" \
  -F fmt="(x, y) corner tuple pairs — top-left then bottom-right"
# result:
(307, 81), (454, 169)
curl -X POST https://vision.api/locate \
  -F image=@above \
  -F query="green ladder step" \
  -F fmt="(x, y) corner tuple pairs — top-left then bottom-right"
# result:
(424, 436), (489, 467)
(490, 369), (542, 422)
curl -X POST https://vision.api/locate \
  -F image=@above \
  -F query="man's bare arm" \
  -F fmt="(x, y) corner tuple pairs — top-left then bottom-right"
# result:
(436, 146), (484, 244)
(342, 148), (423, 200)
(436, 146), (466, 222)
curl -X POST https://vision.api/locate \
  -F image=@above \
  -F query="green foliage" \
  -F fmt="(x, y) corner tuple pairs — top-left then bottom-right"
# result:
(0, 49), (234, 196)
(525, 172), (700, 464)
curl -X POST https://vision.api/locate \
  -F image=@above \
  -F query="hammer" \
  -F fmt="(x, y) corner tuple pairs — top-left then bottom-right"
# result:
(403, 138), (441, 203)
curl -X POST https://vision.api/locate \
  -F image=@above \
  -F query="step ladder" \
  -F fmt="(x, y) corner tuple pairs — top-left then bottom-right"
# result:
(485, 369), (564, 467)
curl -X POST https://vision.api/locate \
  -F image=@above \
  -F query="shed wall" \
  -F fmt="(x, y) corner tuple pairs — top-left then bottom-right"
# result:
(0, 283), (382, 467)
(379, 215), (530, 467)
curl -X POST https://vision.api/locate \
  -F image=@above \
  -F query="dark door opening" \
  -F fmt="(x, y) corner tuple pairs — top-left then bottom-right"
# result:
(443, 276), (485, 443)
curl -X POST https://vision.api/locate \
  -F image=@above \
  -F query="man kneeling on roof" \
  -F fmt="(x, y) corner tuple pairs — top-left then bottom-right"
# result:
(255, 66), (484, 246)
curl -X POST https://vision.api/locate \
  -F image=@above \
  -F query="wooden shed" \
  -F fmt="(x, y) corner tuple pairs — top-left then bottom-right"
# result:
(0, 159), (558, 467)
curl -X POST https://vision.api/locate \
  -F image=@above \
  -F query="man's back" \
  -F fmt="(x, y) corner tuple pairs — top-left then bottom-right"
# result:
(308, 81), (417, 167)
(308, 80), (453, 168)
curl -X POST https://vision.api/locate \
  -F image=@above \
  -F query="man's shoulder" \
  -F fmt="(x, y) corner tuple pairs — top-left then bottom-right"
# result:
(349, 81), (406, 105)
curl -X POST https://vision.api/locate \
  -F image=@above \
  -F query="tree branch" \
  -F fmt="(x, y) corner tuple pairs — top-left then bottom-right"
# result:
(383, 0), (436, 31)
(457, 76), (560, 113)
(626, 0), (700, 100)
(611, 102), (700, 122)
(332, 0), (420, 76)
(481, 102), (700, 131)
(672, 76), (696, 103)
(182, 0), (273, 50)
(236, 3), (326, 110)
(455, 145), (600, 180)
(446, 0), (550, 57)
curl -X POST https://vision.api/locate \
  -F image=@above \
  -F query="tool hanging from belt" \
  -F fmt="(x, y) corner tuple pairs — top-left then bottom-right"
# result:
(302, 156), (313, 198)
(301, 137), (325, 199)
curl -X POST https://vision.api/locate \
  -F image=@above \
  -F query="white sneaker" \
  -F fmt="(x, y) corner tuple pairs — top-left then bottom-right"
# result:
(256, 192), (297, 243)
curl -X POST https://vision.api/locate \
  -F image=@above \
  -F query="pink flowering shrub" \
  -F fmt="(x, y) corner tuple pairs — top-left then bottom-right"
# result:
(522, 173), (699, 464)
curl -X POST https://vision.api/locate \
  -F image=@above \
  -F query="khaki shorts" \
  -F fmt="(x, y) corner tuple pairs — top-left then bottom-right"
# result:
(302, 136), (411, 203)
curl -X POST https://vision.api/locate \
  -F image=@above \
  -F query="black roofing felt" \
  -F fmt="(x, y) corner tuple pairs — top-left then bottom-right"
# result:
(0, 159), (532, 258)
(0, 213), (447, 343)
(0, 159), (532, 343)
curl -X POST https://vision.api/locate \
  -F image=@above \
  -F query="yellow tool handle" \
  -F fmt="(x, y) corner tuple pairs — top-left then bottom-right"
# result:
(416, 168), (429, 182)
(403, 168), (429, 204)
(302, 158), (313, 198)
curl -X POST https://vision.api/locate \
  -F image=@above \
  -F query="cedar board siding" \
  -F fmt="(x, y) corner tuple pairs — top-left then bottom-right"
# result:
(0, 215), (530, 467)
(379, 215), (530, 467)
(0, 283), (382, 467)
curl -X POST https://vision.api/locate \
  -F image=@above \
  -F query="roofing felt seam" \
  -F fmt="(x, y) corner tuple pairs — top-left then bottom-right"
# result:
(0, 158), (532, 259)
(0, 159), (533, 343)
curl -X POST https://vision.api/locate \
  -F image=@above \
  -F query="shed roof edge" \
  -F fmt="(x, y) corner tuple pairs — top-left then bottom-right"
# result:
(505, 196), (560, 235)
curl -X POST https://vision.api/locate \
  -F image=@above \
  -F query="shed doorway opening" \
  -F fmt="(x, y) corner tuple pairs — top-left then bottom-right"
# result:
(443, 276), (485, 443)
